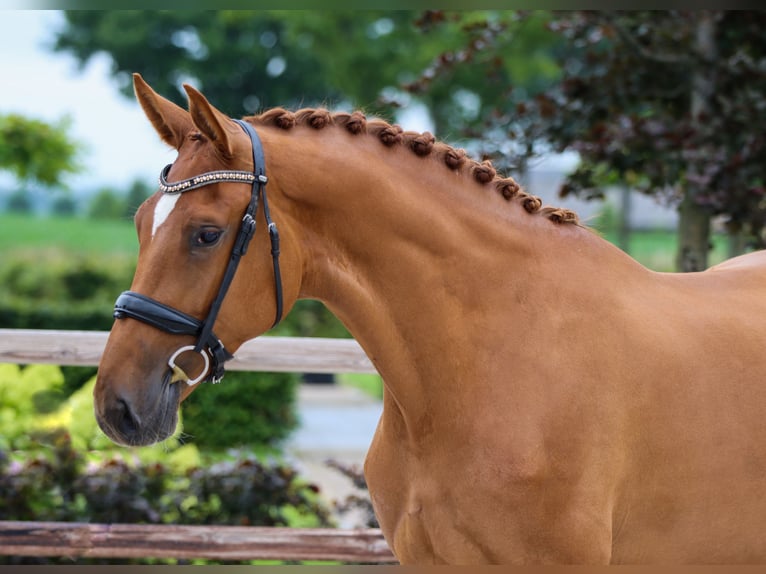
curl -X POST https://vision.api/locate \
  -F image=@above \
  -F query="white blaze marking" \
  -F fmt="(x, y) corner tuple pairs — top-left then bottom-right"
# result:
(151, 193), (181, 238)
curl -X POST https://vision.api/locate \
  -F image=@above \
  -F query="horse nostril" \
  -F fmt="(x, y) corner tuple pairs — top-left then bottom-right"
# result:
(115, 397), (140, 439)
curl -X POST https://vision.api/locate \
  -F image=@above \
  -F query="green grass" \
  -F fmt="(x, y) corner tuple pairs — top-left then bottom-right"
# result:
(0, 213), (138, 257)
(601, 227), (730, 272)
(337, 373), (384, 400)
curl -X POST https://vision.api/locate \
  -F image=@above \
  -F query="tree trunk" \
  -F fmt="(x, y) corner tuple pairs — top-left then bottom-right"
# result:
(676, 12), (715, 272)
(728, 229), (747, 259)
(677, 194), (711, 271)
(618, 185), (632, 254)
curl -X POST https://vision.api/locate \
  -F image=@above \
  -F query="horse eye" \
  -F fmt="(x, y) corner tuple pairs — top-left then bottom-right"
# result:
(194, 228), (222, 247)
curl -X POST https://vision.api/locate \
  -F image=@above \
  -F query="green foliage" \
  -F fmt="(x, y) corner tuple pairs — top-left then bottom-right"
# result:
(50, 193), (78, 216)
(282, 299), (350, 339)
(122, 178), (153, 218)
(0, 363), (66, 450)
(60, 365), (98, 396)
(0, 433), (333, 565)
(52, 11), (440, 117)
(0, 113), (81, 187)
(56, 375), (124, 451)
(52, 11), (562, 133)
(415, 11), (766, 251)
(338, 373), (383, 400)
(87, 187), (125, 219)
(326, 458), (378, 529)
(84, 179), (152, 220)
(0, 364), (184, 459)
(405, 11), (563, 140)
(0, 362), (329, 563)
(4, 190), (33, 214)
(0, 250), (135, 330)
(0, 344), (299, 457)
(180, 370), (300, 449)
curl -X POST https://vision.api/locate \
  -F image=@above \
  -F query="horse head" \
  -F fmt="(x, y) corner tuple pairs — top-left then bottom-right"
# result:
(94, 74), (300, 446)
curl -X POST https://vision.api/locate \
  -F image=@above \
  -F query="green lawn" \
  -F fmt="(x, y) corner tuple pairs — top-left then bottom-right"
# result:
(601, 227), (731, 272)
(0, 213), (138, 257)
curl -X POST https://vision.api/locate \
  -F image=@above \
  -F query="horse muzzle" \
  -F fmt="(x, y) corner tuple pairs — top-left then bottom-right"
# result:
(94, 369), (182, 447)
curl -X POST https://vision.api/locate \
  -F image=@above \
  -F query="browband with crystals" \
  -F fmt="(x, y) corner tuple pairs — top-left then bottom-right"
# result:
(158, 163), (258, 194)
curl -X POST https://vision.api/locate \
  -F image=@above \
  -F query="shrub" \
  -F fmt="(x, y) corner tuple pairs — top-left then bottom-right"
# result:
(0, 250), (134, 331)
(50, 193), (77, 216)
(180, 370), (300, 449)
(0, 364), (332, 564)
(325, 458), (379, 529)
(86, 187), (124, 219)
(2, 362), (298, 457)
(0, 433), (333, 565)
(5, 190), (33, 214)
(0, 363), (66, 450)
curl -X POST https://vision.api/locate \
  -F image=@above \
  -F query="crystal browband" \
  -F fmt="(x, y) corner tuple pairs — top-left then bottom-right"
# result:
(158, 163), (264, 194)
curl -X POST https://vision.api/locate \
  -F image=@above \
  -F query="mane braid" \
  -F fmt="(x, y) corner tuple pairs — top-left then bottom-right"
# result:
(247, 107), (581, 226)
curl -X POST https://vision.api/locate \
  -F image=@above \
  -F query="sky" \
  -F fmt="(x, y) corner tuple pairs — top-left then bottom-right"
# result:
(0, 10), (185, 192)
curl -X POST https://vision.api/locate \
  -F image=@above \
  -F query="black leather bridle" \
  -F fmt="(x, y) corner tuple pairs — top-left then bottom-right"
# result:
(113, 119), (283, 385)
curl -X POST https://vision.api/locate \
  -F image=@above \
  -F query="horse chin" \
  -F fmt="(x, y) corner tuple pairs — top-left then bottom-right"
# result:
(95, 369), (182, 448)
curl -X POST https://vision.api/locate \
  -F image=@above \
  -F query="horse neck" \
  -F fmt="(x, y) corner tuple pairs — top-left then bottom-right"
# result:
(261, 124), (612, 420)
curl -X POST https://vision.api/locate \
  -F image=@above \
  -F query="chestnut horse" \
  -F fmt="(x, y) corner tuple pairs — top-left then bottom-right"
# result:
(95, 74), (766, 564)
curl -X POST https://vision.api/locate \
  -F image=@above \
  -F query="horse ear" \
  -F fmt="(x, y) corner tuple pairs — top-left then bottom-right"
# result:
(132, 73), (193, 150)
(183, 83), (236, 158)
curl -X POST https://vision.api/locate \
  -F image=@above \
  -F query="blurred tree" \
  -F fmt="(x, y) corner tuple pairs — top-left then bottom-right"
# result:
(51, 193), (78, 216)
(403, 11), (564, 151)
(52, 11), (560, 124)
(5, 190), (33, 214)
(53, 11), (442, 117)
(87, 186), (124, 219)
(0, 113), (81, 188)
(122, 177), (153, 218)
(410, 10), (766, 270)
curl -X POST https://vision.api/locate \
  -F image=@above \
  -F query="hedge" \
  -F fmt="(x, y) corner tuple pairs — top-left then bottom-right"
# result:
(0, 432), (333, 565)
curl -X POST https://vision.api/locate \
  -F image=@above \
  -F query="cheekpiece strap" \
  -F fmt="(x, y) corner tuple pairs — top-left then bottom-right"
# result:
(159, 164), (256, 194)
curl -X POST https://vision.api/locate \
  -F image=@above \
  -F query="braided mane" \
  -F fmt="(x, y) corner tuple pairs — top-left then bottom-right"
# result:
(248, 107), (580, 226)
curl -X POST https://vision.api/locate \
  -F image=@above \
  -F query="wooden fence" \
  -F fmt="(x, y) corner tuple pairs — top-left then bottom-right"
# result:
(0, 521), (396, 563)
(0, 328), (377, 374)
(0, 328), (396, 564)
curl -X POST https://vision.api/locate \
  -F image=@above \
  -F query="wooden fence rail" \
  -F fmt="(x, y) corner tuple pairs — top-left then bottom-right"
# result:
(0, 521), (396, 563)
(0, 329), (377, 374)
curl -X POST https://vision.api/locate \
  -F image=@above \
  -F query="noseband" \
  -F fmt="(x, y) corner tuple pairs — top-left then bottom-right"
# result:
(113, 119), (283, 385)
